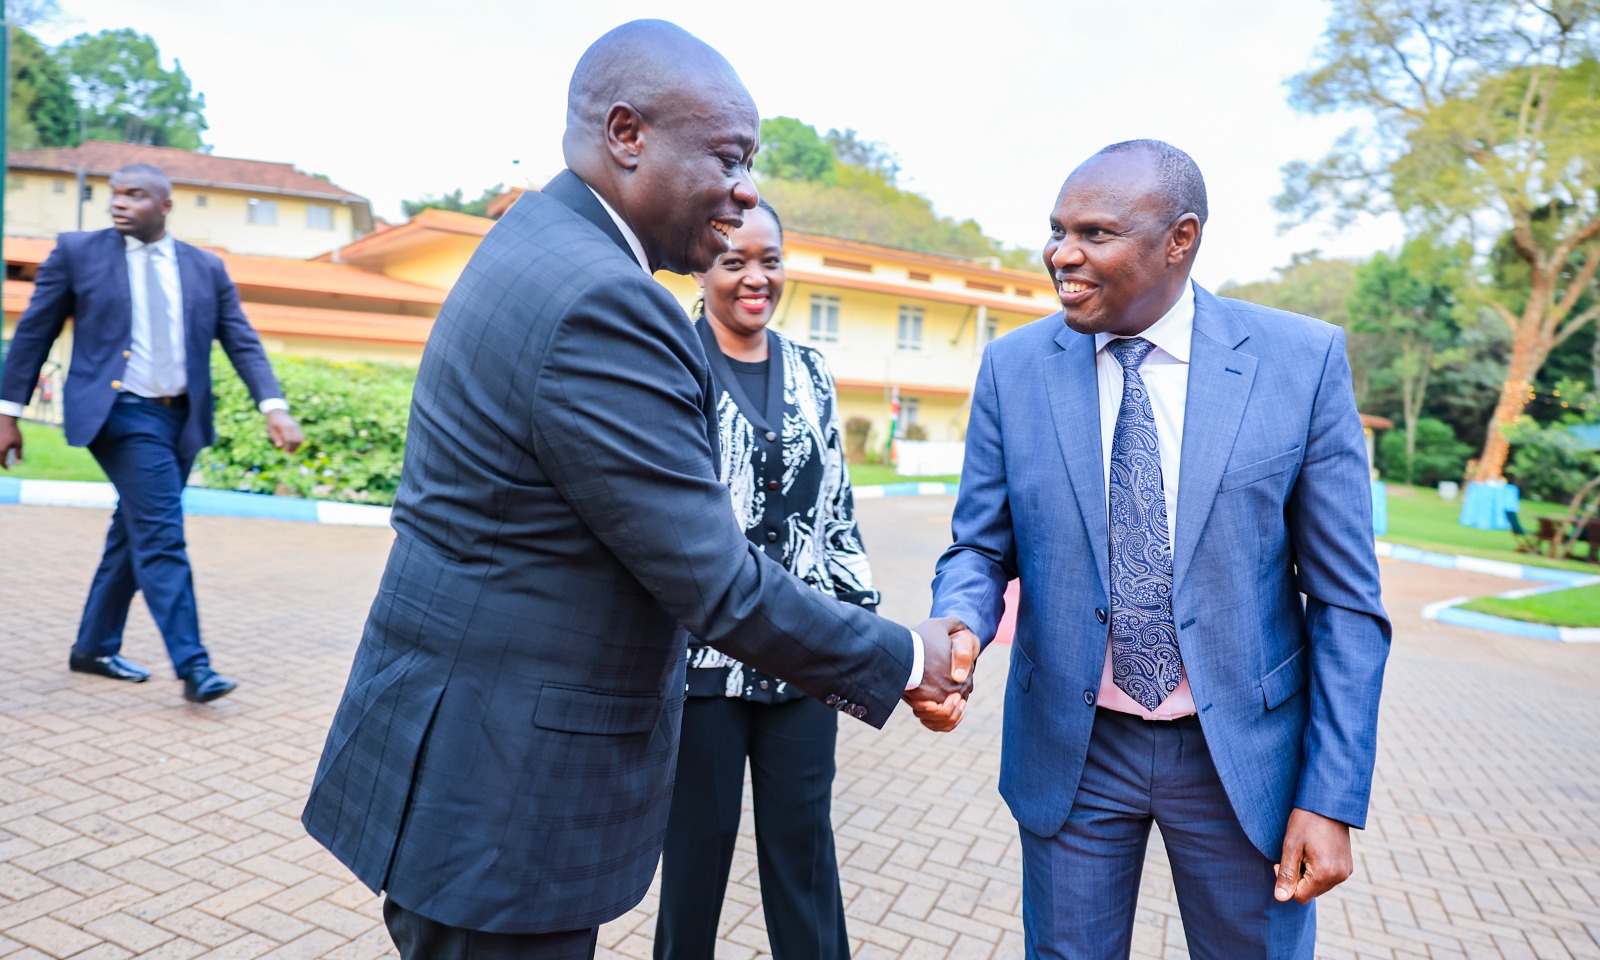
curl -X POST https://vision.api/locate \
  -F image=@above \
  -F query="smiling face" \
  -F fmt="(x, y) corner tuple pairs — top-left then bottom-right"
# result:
(108, 171), (171, 243)
(625, 83), (760, 275)
(1043, 151), (1198, 337)
(699, 205), (785, 341)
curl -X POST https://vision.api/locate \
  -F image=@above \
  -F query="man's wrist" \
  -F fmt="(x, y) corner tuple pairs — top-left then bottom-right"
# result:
(259, 398), (289, 415)
(904, 627), (925, 691)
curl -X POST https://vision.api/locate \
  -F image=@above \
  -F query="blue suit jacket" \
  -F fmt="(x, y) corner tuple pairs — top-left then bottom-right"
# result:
(301, 172), (914, 935)
(932, 284), (1390, 859)
(0, 229), (282, 458)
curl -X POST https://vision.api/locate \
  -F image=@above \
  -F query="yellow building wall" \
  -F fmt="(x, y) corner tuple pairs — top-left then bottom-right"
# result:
(4, 171), (360, 258)
(365, 235), (485, 291)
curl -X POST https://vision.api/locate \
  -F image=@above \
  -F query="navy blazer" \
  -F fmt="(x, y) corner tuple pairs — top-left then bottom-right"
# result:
(302, 171), (914, 935)
(0, 228), (282, 458)
(932, 285), (1391, 860)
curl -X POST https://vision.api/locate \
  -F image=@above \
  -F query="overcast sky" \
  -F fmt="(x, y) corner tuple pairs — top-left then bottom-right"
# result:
(34, 0), (1402, 288)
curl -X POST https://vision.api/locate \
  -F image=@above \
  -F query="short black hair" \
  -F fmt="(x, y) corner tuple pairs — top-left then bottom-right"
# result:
(753, 198), (782, 242)
(1096, 139), (1207, 226)
(111, 163), (172, 199)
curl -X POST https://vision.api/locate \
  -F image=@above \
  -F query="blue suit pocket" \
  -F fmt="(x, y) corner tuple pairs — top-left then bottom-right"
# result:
(534, 685), (662, 735)
(1260, 645), (1309, 709)
(1010, 642), (1034, 693)
(1219, 447), (1302, 493)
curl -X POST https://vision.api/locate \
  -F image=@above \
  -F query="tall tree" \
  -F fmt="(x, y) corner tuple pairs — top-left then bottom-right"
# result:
(754, 116), (836, 183)
(1278, 0), (1600, 480)
(7, 26), (79, 150)
(57, 29), (207, 149)
(401, 183), (504, 218)
(1346, 240), (1467, 483)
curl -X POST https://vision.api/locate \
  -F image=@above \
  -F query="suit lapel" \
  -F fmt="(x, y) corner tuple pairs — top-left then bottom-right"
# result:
(1172, 286), (1255, 593)
(1044, 323), (1109, 585)
(541, 170), (638, 266)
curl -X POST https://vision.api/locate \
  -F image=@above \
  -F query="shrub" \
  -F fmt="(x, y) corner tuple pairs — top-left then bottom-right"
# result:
(900, 422), (928, 441)
(197, 349), (416, 504)
(844, 416), (872, 464)
(1504, 417), (1600, 504)
(1377, 417), (1471, 487)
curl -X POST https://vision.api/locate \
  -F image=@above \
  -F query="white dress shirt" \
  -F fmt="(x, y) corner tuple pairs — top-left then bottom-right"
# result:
(0, 233), (287, 418)
(582, 182), (927, 691)
(1094, 281), (1198, 720)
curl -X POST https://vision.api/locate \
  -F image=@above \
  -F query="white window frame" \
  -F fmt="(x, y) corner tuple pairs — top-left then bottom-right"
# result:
(247, 197), (278, 226)
(897, 305), (924, 352)
(809, 294), (840, 343)
(306, 204), (335, 230)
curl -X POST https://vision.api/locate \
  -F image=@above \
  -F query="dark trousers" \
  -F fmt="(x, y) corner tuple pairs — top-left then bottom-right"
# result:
(383, 898), (598, 960)
(1020, 708), (1315, 960)
(74, 394), (208, 678)
(654, 695), (849, 960)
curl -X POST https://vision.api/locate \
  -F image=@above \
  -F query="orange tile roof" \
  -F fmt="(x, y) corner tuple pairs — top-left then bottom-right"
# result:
(3, 237), (446, 306)
(9, 142), (369, 204)
(243, 302), (435, 345)
(319, 207), (494, 265)
(786, 230), (1050, 286)
(486, 187), (534, 219)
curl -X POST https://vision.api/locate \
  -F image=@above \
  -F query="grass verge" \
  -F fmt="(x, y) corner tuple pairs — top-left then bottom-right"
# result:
(2, 422), (105, 482)
(1458, 584), (1600, 628)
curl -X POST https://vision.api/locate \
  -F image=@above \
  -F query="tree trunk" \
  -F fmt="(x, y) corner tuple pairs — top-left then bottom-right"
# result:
(1476, 333), (1550, 482)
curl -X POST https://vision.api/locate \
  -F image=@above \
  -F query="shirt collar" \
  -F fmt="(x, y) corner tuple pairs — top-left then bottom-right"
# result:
(123, 232), (176, 258)
(583, 184), (651, 275)
(1095, 279), (1195, 364)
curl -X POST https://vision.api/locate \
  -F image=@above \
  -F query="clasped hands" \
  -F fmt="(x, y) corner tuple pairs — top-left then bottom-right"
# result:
(903, 616), (981, 732)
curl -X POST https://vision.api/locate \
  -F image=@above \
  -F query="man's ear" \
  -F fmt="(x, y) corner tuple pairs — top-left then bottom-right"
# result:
(1168, 213), (1201, 265)
(605, 102), (646, 172)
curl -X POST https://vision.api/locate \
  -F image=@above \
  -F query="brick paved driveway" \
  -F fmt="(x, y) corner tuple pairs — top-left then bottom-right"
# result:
(1, 497), (1597, 959)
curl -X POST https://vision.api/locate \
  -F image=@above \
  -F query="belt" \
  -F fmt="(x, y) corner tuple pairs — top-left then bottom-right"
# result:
(118, 392), (189, 409)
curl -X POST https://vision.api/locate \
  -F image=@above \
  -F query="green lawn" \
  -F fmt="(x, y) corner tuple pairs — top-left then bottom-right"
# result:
(1458, 584), (1600, 628)
(1380, 483), (1599, 575)
(2, 422), (105, 482)
(848, 464), (960, 487)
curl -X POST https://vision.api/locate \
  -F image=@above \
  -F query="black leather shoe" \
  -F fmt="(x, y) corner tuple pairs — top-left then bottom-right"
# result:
(183, 669), (238, 703)
(69, 653), (151, 683)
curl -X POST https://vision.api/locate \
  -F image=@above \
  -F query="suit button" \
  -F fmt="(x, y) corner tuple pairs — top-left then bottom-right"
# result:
(764, 430), (778, 442)
(849, 704), (868, 719)
(122, 350), (131, 359)
(824, 694), (840, 706)
(110, 380), (122, 390)
(767, 480), (779, 490)
(766, 531), (779, 543)
(758, 679), (770, 690)
(1095, 608), (1107, 624)
(1084, 690), (1095, 705)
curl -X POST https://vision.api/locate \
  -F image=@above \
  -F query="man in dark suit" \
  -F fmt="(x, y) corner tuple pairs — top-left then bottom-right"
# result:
(931, 141), (1391, 958)
(0, 163), (304, 703)
(301, 20), (975, 960)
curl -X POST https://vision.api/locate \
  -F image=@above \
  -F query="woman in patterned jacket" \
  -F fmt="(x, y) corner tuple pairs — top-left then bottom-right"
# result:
(654, 201), (878, 960)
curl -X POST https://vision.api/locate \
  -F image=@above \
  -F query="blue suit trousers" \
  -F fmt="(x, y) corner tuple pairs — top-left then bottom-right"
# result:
(75, 394), (208, 678)
(1020, 709), (1315, 960)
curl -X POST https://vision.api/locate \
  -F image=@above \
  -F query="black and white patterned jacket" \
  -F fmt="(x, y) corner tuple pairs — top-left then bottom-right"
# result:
(686, 319), (880, 703)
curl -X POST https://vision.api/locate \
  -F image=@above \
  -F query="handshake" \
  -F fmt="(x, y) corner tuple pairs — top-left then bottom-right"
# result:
(903, 616), (981, 732)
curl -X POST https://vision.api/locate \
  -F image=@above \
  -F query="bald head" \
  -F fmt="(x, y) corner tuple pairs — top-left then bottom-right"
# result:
(1090, 140), (1207, 227)
(559, 20), (761, 275)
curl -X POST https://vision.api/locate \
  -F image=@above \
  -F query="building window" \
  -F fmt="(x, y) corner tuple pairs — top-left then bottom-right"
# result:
(981, 316), (999, 345)
(902, 397), (920, 425)
(81, 184), (93, 201)
(809, 294), (840, 343)
(52, 180), (66, 194)
(306, 205), (335, 230)
(247, 197), (278, 225)
(897, 305), (924, 352)
(195, 194), (209, 207)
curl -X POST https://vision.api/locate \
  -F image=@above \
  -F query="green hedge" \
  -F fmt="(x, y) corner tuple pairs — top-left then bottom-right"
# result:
(197, 349), (416, 505)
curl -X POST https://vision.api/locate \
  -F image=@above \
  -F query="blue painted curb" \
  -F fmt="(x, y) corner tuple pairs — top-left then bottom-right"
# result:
(1374, 540), (1595, 586)
(853, 482), (959, 499)
(1378, 541), (1600, 643)
(0, 478), (391, 527)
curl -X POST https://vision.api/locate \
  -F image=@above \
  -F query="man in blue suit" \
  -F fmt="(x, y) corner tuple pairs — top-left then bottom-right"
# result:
(932, 140), (1390, 958)
(0, 163), (304, 703)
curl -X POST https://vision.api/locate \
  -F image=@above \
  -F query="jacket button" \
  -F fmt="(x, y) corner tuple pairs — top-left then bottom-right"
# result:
(766, 531), (778, 543)
(1095, 608), (1107, 624)
(110, 380), (122, 390)
(758, 679), (770, 690)
(764, 430), (778, 442)
(122, 350), (131, 358)
(1084, 690), (1095, 705)
(767, 480), (779, 490)
(824, 694), (840, 706)
(849, 704), (868, 719)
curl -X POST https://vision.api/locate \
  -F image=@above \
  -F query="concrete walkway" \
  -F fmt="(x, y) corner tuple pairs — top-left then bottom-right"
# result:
(1, 497), (1597, 958)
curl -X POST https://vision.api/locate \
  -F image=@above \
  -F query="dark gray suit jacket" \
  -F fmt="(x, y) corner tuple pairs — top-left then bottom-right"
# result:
(301, 171), (913, 934)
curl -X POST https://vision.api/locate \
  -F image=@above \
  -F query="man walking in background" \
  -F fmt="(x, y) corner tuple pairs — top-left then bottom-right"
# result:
(0, 163), (304, 704)
(932, 140), (1390, 958)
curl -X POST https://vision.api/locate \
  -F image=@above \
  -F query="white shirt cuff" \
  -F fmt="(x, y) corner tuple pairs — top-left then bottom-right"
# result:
(0, 400), (25, 418)
(904, 627), (925, 691)
(258, 398), (289, 414)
